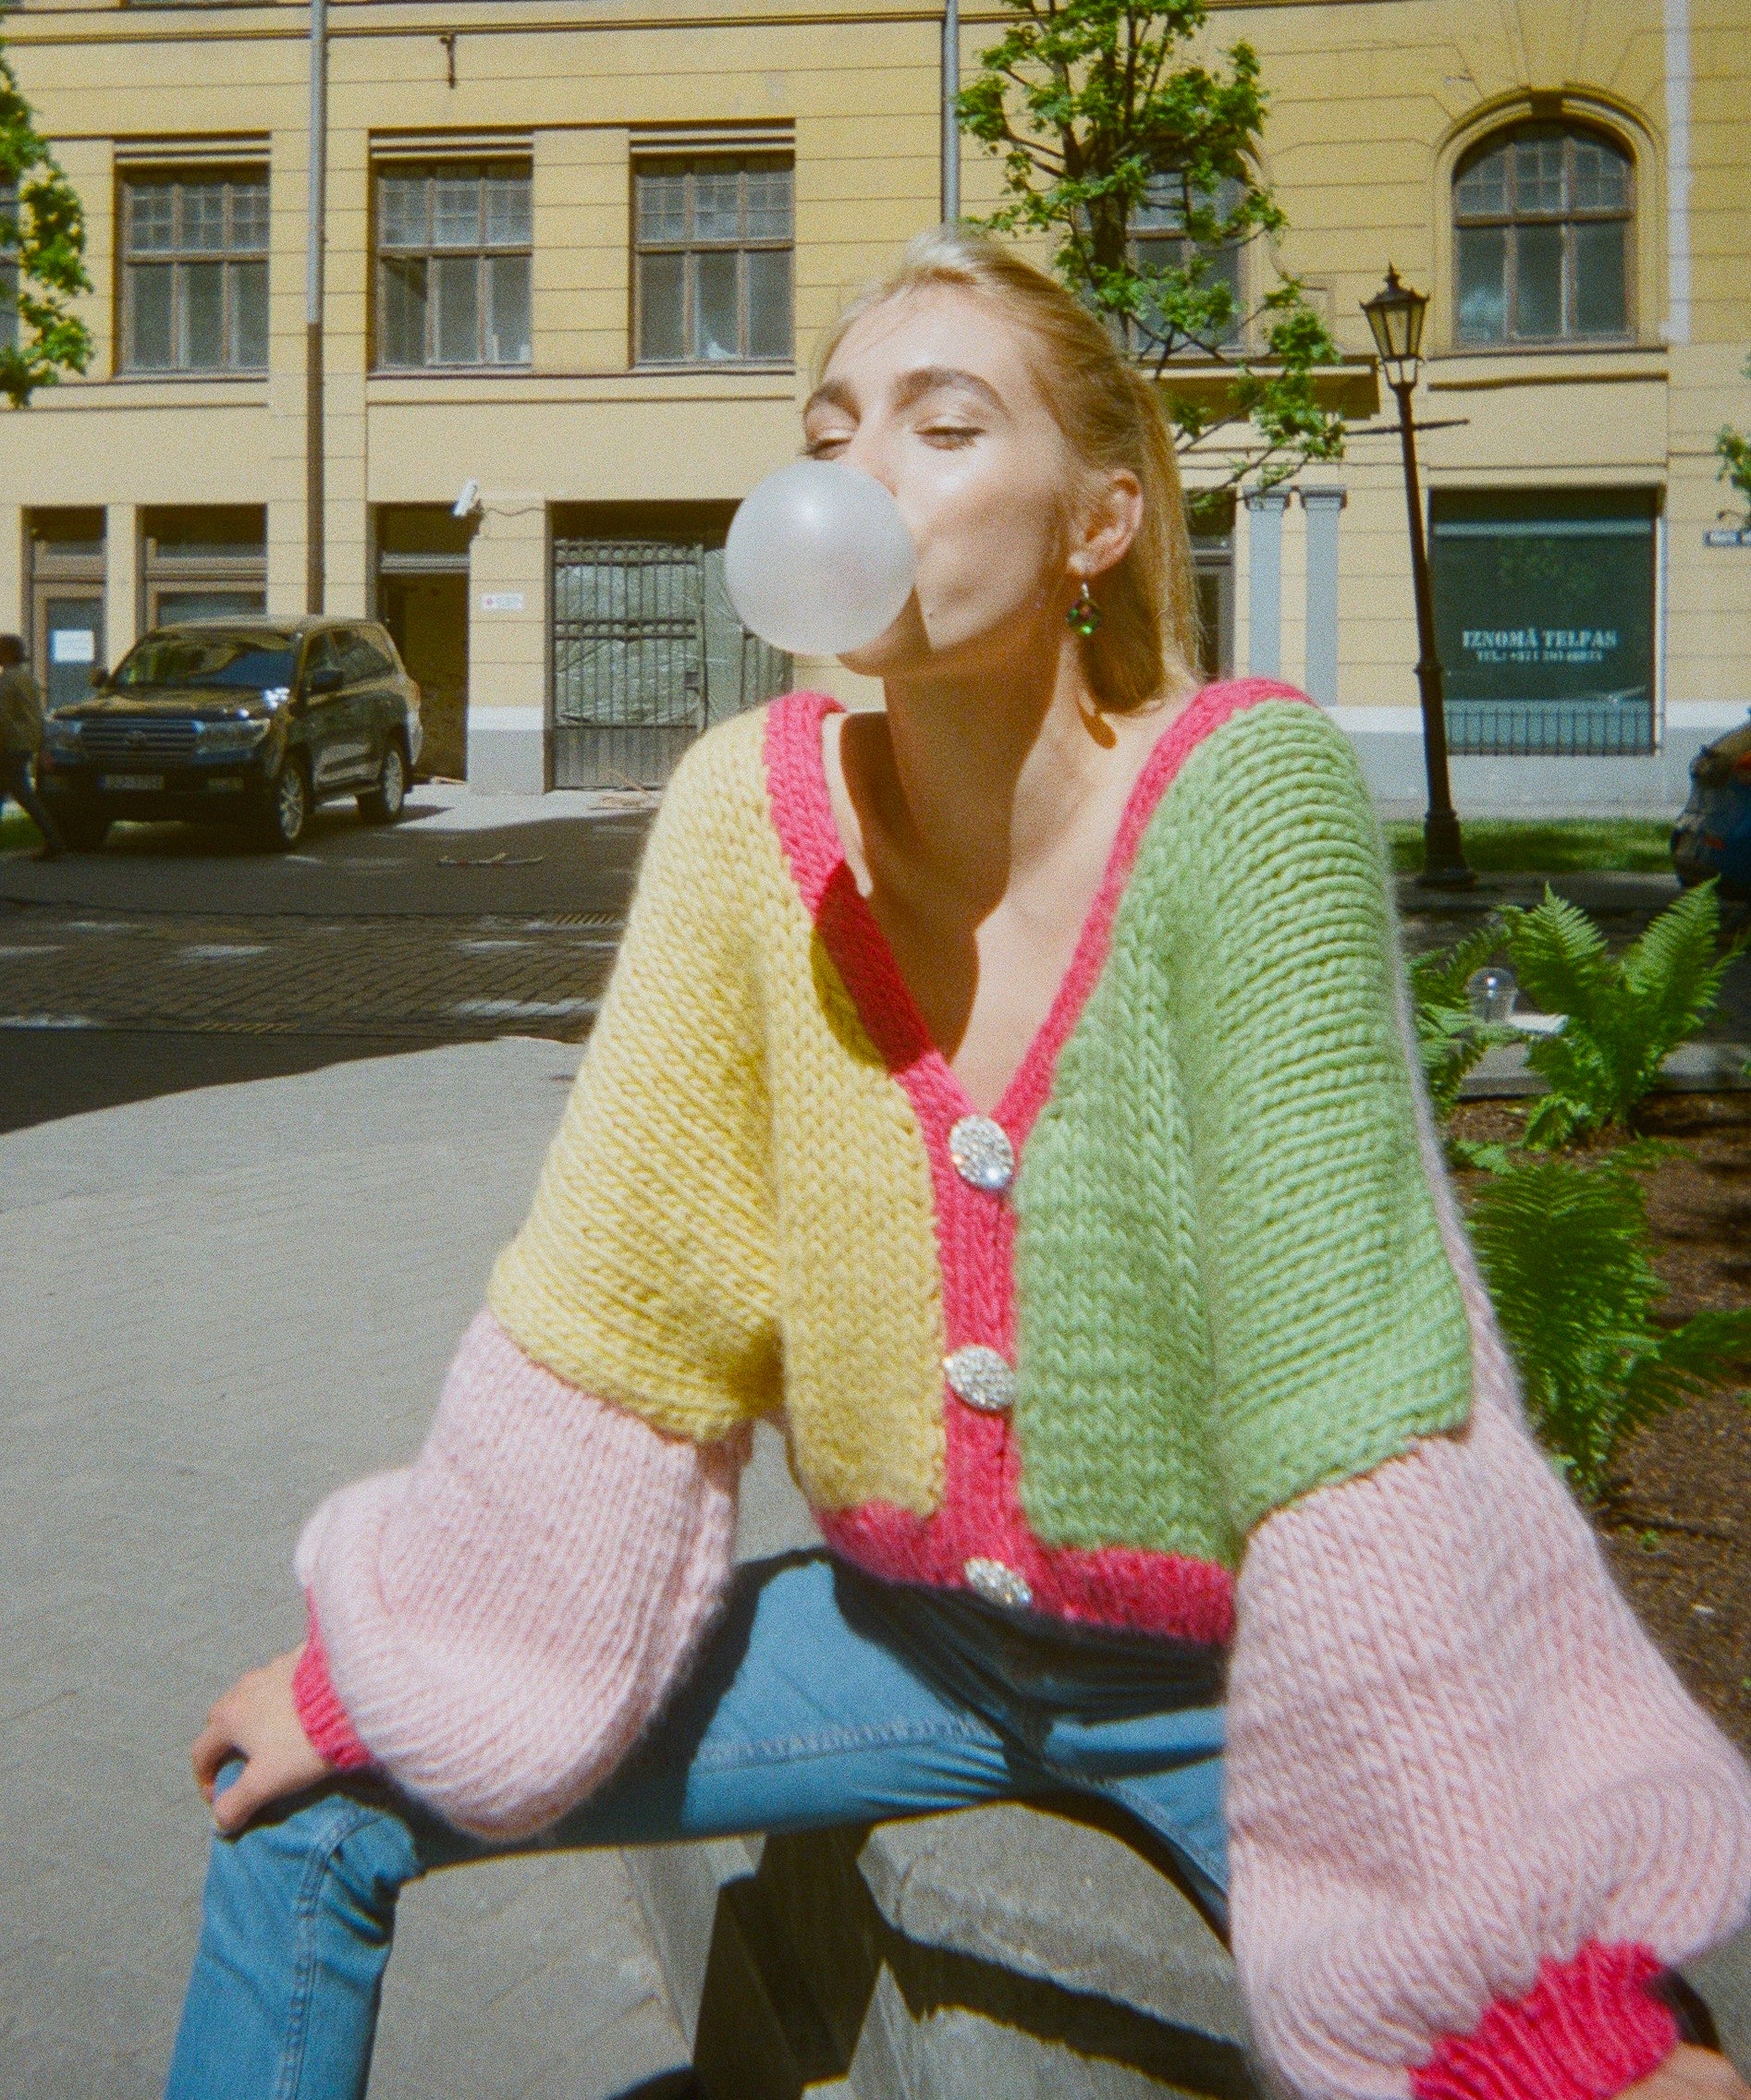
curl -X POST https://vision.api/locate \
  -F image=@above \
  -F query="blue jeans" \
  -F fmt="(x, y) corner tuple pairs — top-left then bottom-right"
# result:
(165, 1550), (1229, 2100)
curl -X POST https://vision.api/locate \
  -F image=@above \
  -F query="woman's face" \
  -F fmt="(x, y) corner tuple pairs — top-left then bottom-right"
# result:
(802, 286), (1130, 682)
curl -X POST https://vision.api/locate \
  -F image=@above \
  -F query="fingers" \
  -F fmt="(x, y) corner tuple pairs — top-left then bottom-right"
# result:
(211, 1754), (284, 1836)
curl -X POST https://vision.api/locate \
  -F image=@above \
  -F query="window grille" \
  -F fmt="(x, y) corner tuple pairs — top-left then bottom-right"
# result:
(1454, 124), (1632, 345)
(1130, 176), (1246, 355)
(375, 162), (533, 369)
(0, 182), (17, 354)
(121, 171), (269, 373)
(633, 156), (793, 365)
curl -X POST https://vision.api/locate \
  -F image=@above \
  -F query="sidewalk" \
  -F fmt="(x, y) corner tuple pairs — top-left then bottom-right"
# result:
(0, 1035), (812, 2099)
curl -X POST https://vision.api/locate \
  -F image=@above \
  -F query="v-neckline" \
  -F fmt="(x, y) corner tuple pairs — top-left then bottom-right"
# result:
(766, 680), (1280, 1144)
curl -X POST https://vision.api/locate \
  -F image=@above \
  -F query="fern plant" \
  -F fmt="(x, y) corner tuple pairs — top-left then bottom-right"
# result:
(1497, 879), (1745, 1148)
(1468, 1153), (1751, 1503)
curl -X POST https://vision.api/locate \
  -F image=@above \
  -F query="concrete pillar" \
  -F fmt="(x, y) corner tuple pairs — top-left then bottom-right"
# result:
(1244, 490), (1288, 678)
(104, 504), (141, 665)
(467, 492), (548, 794)
(1299, 486), (1346, 706)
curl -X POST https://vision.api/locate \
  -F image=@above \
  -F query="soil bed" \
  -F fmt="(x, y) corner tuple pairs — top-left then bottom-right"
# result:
(1449, 1092), (1751, 1751)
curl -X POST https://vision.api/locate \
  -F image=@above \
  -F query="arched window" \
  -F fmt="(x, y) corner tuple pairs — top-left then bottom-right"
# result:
(1453, 122), (1632, 344)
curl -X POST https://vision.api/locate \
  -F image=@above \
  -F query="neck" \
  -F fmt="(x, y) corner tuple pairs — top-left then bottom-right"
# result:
(851, 633), (1133, 915)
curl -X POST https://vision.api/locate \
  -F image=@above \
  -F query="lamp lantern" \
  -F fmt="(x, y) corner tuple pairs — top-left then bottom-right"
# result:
(1362, 264), (1428, 392)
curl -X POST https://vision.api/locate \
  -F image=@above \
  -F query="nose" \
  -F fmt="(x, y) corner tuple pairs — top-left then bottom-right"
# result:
(838, 420), (900, 499)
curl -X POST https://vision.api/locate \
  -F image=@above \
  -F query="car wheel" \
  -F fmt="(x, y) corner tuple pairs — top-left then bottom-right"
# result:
(54, 805), (111, 853)
(357, 740), (408, 826)
(256, 756), (310, 852)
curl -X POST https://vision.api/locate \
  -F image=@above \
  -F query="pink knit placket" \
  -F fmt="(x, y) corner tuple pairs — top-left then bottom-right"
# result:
(765, 681), (1307, 1637)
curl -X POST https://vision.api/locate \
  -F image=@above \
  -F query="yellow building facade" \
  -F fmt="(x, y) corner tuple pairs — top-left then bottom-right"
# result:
(1, 0), (1745, 812)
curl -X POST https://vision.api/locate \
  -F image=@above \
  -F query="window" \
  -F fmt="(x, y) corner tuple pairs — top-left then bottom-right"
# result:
(1453, 123), (1632, 345)
(337, 628), (398, 683)
(375, 161), (532, 369)
(1429, 489), (1657, 755)
(121, 170), (269, 372)
(1130, 176), (1245, 354)
(141, 505), (268, 627)
(633, 156), (793, 365)
(0, 182), (18, 354)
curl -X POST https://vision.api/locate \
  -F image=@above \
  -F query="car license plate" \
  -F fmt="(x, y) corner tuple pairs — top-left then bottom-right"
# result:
(99, 773), (165, 791)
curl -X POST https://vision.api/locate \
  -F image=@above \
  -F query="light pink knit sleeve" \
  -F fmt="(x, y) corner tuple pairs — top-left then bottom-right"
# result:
(1224, 1073), (1751, 2100)
(291, 1308), (745, 1840)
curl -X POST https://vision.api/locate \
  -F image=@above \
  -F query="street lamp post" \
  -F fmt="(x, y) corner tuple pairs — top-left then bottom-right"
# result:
(1362, 267), (1474, 889)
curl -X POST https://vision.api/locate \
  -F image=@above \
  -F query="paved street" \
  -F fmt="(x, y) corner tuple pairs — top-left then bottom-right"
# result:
(0, 1034), (818, 2100)
(0, 786), (658, 1132)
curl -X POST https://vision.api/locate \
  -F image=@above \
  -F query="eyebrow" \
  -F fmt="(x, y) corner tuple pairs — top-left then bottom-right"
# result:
(802, 365), (1008, 422)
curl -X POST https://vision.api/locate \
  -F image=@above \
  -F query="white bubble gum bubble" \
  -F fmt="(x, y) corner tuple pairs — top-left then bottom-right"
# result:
(724, 459), (917, 659)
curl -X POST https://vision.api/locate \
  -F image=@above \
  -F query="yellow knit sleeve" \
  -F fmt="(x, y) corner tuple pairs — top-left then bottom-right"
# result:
(487, 714), (780, 1442)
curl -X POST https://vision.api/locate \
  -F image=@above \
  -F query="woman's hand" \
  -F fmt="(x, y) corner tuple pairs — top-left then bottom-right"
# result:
(191, 1646), (331, 1835)
(1622, 2045), (1751, 2100)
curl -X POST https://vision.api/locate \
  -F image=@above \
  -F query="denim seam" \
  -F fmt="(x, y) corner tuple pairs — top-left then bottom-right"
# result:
(686, 1713), (997, 1775)
(272, 1800), (386, 2100)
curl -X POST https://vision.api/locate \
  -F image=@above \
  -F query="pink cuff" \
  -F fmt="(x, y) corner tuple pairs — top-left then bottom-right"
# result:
(1411, 1940), (1680, 2100)
(292, 1601), (374, 1773)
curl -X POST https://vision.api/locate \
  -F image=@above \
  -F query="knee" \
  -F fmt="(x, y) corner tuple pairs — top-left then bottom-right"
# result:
(202, 1783), (420, 1945)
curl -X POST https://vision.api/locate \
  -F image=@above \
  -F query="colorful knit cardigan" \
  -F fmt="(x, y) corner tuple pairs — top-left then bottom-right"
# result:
(487, 681), (1473, 1629)
(293, 680), (1751, 2100)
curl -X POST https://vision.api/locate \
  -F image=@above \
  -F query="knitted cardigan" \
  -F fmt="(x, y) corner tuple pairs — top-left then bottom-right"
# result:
(293, 679), (1751, 2100)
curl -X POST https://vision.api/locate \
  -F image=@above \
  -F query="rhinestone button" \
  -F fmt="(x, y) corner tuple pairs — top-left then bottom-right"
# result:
(949, 1114), (1014, 1193)
(963, 1557), (1034, 1611)
(944, 1345), (1016, 1414)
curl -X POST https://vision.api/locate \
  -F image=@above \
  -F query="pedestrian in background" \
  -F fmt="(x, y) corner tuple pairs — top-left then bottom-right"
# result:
(0, 633), (65, 861)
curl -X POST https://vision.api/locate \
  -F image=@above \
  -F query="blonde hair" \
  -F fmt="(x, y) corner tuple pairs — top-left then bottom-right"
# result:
(817, 226), (1200, 714)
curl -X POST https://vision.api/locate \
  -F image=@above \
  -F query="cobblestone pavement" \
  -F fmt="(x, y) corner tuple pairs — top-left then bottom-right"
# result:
(0, 1036), (816, 2100)
(0, 907), (622, 1038)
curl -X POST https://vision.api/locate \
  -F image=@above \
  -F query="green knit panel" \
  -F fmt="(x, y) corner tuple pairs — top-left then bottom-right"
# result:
(1014, 699), (1474, 1554)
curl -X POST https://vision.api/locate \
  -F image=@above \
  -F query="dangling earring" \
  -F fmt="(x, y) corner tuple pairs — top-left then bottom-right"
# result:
(1066, 579), (1103, 638)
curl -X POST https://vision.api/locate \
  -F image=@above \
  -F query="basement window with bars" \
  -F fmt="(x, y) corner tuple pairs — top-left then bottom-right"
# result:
(633, 155), (793, 366)
(375, 161), (533, 370)
(121, 169), (269, 373)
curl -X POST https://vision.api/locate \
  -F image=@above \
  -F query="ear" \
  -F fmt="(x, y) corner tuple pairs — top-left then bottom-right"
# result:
(1071, 468), (1144, 585)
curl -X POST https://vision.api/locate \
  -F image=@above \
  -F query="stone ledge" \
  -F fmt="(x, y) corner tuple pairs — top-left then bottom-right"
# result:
(626, 1802), (1751, 2098)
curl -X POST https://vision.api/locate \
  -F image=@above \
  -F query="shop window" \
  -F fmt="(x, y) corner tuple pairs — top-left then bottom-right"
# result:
(28, 509), (107, 714)
(1130, 176), (1245, 355)
(1453, 123), (1632, 345)
(120, 169), (269, 372)
(1429, 490), (1656, 754)
(374, 161), (533, 369)
(1, 181), (18, 353)
(141, 505), (267, 628)
(632, 155), (793, 366)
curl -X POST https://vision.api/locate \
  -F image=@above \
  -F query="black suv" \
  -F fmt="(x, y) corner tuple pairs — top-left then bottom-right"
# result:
(38, 617), (423, 853)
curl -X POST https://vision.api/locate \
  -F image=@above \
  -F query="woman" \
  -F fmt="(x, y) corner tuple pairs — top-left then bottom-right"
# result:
(169, 230), (1751, 2100)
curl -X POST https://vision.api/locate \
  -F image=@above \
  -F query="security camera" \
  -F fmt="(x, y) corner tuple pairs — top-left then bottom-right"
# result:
(452, 478), (481, 519)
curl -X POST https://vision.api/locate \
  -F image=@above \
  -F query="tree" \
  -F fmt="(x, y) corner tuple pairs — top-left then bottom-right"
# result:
(1717, 353), (1751, 530)
(0, 42), (92, 408)
(956, 0), (1346, 504)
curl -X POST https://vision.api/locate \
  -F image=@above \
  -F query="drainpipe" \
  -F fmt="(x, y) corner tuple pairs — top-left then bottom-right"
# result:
(306, 0), (327, 613)
(941, 0), (960, 224)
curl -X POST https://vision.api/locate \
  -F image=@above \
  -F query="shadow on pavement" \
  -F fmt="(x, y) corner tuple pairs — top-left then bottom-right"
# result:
(0, 1027), (447, 1135)
(0, 791), (655, 920)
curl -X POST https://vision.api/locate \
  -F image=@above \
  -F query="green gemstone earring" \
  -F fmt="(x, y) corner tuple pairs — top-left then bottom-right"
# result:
(1066, 580), (1103, 638)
